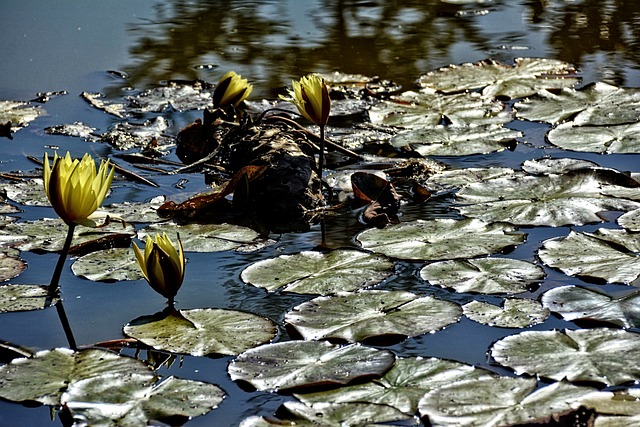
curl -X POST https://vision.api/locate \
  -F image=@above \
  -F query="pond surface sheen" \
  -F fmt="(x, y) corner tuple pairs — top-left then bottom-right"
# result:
(2, 1), (640, 426)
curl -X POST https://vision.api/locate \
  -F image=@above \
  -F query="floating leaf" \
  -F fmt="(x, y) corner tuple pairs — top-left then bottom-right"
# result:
(101, 116), (172, 150)
(0, 100), (46, 135)
(125, 80), (214, 113)
(581, 388), (640, 420)
(418, 377), (605, 426)
(521, 157), (601, 175)
(356, 218), (525, 261)
(389, 124), (520, 156)
(618, 208), (640, 231)
(420, 258), (544, 294)
(547, 121), (640, 154)
(418, 58), (579, 99)
(2, 179), (49, 206)
(71, 247), (142, 281)
(539, 228), (640, 284)
(240, 249), (393, 295)
(104, 196), (167, 224)
(462, 298), (549, 328)
(285, 290), (461, 343)
(456, 169), (640, 226)
(542, 286), (640, 328)
(228, 341), (395, 392)
(44, 121), (98, 141)
(515, 82), (640, 125)
(491, 328), (640, 385)
(0, 248), (25, 282)
(0, 284), (58, 312)
(138, 222), (263, 252)
(295, 357), (495, 415)
(425, 167), (518, 192)
(124, 308), (276, 356)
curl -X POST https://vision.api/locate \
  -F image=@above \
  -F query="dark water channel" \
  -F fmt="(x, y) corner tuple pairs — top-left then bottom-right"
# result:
(2, 1), (640, 425)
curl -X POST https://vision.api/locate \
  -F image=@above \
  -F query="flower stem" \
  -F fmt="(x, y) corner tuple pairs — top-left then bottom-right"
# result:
(56, 300), (77, 350)
(48, 223), (76, 295)
(318, 124), (326, 180)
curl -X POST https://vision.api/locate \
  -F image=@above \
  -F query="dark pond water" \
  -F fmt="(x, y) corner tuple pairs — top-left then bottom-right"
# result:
(2, 1), (640, 425)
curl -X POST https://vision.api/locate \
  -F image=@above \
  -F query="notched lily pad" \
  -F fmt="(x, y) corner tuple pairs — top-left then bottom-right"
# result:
(0, 284), (58, 312)
(491, 328), (640, 385)
(356, 218), (525, 261)
(240, 249), (394, 295)
(124, 308), (277, 356)
(228, 341), (395, 392)
(285, 290), (462, 343)
(462, 298), (549, 328)
(418, 58), (579, 99)
(420, 257), (544, 294)
(71, 247), (142, 281)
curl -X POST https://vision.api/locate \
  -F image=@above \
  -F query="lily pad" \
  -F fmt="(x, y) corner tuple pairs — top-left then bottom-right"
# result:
(491, 328), (640, 385)
(462, 298), (549, 328)
(240, 249), (394, 295)
(295, 357), (495, 415)
(521, 157), (601, 175)
(547, 121), (640, 154)
(285, 290), (462, 343)
(618, 208), (640, 231)
(356, 218), (525, 261)
(389, 124), (520, 156)
(515, 82), (640, 125)
(138, 222), (263, 252)
(124, 308), (277, 356)
(418, 377), (605, 426)
(228, 341), (395, 392)
(104, 196), (167, 224)
(71, 247), (142, 281)
(124, 80), (214, 113)
(101, 116), (172, 150)
(0, 284), (58, 312)
(538, 228), (640, 285)
(418, 58), (579, 99)
(368, 88), (512, 128)
(44, 121), (99, 141)
(2, 178), (49, 206)
(455, 169), (640, 226)
(425, 167), (518, 192)
(542, 286), (640, 328)
(0, 248), (26, 282)
(420, 258), (544, 294)
(0, 100), (46, 134)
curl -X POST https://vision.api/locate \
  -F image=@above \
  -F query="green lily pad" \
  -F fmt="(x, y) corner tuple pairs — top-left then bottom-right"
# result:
(240, 249), (394, 295)
(124, 308), (277, 356)
(418, 377), (605, 426)
(0, 248), (25, 282)
(515, 82), (640, 125)
(368, 89), (512, 128)
(71, 248), (142, 281)
(420, 258), (544, 294)
(491, 328), (640, 385)
(285, 291), (462, 343)
(462, 298), (549, 328)
(356, 218), (525, 261)
(389, 124), (520, 156)
(547, 121), (640, 154)
(418, 58), (579, 99)
(618, 208), (640, 231)
(2, 179), (49, 206)
(542, 286), (640, 328)
(239, 401), (417, 427)
(228, 341), (395, 392)
(64, 375), (224, 426)
(456, 169), (640, 226)
(0, 284), (58, 312)
(102, 196), (167, 223)
(295, 357), (495, 415)
(539, 228), (640, 285)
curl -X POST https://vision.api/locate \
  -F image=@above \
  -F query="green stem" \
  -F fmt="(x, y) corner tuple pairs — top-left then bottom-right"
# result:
(48, 223), (76, 295)
(318, 124), (326, 180)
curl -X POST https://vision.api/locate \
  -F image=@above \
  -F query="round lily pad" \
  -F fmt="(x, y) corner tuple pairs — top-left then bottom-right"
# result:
(462, 298), (549, 328)
(0, 248), (26, 282)
(0, 284), (58, 312)
(72, 247), (142, 282)
(548, 121), (640, 154)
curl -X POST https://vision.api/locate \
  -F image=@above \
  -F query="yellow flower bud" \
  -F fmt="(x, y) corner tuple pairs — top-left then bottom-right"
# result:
(213, 71), (253, 108)
(43, 152), (115, 227)
(281, 74), (331, 125)
(133, 233), (185, 302)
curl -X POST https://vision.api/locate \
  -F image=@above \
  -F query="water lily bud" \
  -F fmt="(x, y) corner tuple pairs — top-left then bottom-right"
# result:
(281, 74), (331, 125)
(133, 233), (185, 302)
(213, 71), (253, 108)
(43, 152), (114, 227)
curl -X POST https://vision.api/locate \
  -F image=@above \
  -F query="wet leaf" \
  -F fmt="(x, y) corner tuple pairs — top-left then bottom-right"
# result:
(138, 222), (263, 252)
(295, 357), (495, 415)
(547, 121), (640, 154)
(389, 124), (520, 156)
(618, 208), (640, 231)
(0, 100), (46, 135)
(103, 196), (167, 224)
(515, 82), (640, 125)
(581, 388), (640, 419)
(356, 218), (525, 261)
(521, 157), (601, 175)
(3, 178), (49, 206)
(0, 284), (58, 312)
(539, 228), (640, 284)
(420, 258), (544, 294)
(124, 308), (277, 356)
(418, 58), (579, 99)
(240, 249), (394, 294)
(125, 80), (214, 113)
(71, 247), (142, 281)
(101, 116), (172, 150)
(425, 167), (518, 192)
(0, 248), (26, 282)
(491, 328), (640, 385)
(462, 298), (549, 328)
(81, 92), (126, 118)
(542, 285), (640, 328)
(44, 122), (100, 141)
(285, 290), (462, 343)
(228, 341), (395, 392)
(418, 377), (605, 426)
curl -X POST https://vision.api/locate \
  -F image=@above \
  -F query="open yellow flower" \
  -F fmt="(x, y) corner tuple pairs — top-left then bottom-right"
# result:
(133, 233), (185, 303)
(282, 74), (331, 125)
(43, 152), (115, 227)
(212, 71), (253, 108)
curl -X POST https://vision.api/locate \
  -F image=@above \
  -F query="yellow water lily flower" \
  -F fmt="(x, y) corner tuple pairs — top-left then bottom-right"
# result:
(213, 71), (253, 108)
(133, 233), (185, 303)
(282, 74), (331, 125)
(43, 152), (115, 227)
